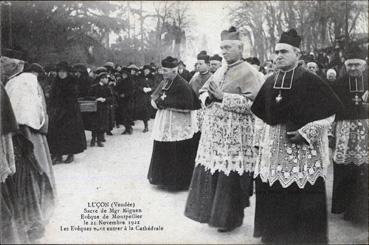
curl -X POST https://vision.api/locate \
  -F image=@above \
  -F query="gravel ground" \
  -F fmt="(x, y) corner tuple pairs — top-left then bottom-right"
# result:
(38, 120), (368, 244)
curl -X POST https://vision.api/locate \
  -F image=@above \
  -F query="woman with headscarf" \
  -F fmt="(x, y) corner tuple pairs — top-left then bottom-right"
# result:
(47, 61), (87, 164)
(3, 56), (56, 242)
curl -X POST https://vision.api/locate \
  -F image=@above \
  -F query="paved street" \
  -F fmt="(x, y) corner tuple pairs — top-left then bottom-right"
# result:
(38, 121), (368, 244)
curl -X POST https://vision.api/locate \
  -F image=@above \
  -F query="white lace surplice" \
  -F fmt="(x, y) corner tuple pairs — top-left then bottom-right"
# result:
(333, 119), (368, 165)
(254, 115), (335, 189)
(152, 109), (198, 142)
(195, 93), (256, 176)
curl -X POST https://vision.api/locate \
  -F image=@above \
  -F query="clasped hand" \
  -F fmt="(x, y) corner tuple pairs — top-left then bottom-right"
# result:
(208, 81), (223, 101)
(286, 131), (306, 144)
(96, 97), (106, 102)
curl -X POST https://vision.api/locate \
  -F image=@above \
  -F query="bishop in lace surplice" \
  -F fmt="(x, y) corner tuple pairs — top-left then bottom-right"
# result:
(250, 29), (341, 243)
(329, 46), (368, 225)
(185, 26), (263, 232)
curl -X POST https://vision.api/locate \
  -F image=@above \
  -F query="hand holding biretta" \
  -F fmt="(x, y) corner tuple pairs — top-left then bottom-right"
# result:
(161, 56), (179, 68)
(278, 29), (301, 48)
(221, 26), (240, 41)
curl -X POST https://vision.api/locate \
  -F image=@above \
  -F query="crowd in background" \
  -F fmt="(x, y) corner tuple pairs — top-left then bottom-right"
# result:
(0, 27), (368, 243)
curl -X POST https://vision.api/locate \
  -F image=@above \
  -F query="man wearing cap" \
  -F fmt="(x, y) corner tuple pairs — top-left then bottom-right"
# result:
(116, 67), (134, 134)
(103, 62), (117, 136)
(329, 46), (368, 225)
(147, 56), (201, 191)
(185, 26), (263, 232)
(88, 70), (114, 147)
(128, 64), (142, 123)
(209, 54), (222, 74)
(178, 60), (191, 82)
(251, 29), (342, 243)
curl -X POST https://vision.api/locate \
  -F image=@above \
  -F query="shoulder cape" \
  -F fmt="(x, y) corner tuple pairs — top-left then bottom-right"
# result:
(330, 72), (368, 120)
(151, 75), (201, 110)
(251, 66), (342, 131)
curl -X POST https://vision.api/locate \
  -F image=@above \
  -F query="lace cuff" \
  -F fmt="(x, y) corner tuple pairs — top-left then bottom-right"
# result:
(199, 92), (210, 107)
(298, 115), (335, 145)
(253, 116), (264, 148)
(221, 93), (253, 115)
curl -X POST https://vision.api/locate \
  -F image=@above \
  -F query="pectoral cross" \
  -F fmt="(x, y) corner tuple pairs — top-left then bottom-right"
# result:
(349, 77), (364, 106)
(275, 91), (283, 103)
(161, 93), (167, 100)
(352, 93), (361, 105)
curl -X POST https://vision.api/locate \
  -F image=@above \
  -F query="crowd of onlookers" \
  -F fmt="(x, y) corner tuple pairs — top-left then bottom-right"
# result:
(246, 47), (368, 84)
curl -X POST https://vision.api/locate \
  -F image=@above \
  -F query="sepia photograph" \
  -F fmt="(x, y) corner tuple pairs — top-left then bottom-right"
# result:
(0, 0), (368, 244)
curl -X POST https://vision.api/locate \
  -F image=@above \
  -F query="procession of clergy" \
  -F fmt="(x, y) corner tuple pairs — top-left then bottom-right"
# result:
(1, 26), (368, 244)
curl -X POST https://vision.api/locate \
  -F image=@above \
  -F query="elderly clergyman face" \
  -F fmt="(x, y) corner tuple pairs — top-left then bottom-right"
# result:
(345, 59), (366, 78)
(274, 43), (300, 71)
(220, 40), (243, 64)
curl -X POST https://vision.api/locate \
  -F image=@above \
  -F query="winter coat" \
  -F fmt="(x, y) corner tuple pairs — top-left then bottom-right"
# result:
(47, 75), (87, 155)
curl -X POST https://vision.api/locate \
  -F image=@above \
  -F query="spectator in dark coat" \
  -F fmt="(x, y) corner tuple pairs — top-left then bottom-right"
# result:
(73, 63), (92, 98)
(47, 61), (87, 163)
(104, 61), (118, 135)
(178, 60), (192, 82)
(43, 64), (57, 105)
(133, 65), (153, 132)
(87, 71), (114, 147)
(116, 68), (134, 134)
